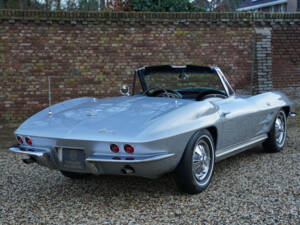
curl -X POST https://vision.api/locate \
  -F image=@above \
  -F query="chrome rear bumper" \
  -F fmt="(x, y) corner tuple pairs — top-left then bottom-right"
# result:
(9, 146), (56, 169)
(86, 153), (175, 164)
(9, 146), (49, 157)
(9, 146), (177, 178)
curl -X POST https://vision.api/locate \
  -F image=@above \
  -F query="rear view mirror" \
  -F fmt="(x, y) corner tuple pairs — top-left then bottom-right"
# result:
(120, 84), (130, 96)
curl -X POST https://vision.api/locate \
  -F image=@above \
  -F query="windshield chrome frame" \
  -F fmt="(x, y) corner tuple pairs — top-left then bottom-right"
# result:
(213, 67), (235, 97)
(134, 65), (234, 97)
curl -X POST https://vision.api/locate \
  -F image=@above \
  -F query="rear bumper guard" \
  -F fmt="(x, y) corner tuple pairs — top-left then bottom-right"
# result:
(9, 146), (49, 157)
(9, 146), (175, 171)
(9, 146), (56, 169)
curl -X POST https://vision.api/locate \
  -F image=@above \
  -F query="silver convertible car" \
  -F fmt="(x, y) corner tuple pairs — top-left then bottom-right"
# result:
(10, 65), (295, 194)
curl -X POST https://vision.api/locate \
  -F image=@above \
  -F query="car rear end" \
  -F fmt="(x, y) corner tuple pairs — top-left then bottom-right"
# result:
(10, 134), (186, 178)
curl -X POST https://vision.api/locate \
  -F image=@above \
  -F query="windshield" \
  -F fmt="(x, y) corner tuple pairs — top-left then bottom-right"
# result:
(143, 71), (226, 93)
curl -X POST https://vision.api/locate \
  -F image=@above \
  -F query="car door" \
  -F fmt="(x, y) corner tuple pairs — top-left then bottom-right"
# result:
(215, 95), (258, 150)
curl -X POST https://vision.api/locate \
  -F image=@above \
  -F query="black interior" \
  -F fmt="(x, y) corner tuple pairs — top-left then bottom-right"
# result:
(145, 88), (182, 99)
(137, 65), (230, 101)
(145, 87), (227, 101)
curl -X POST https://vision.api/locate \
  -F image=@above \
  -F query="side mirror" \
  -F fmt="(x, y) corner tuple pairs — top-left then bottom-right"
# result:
(120, 84), (130, 96)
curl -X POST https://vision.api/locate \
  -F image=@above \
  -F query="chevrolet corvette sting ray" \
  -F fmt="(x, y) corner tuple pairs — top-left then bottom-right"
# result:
(9, 65), (295, 194)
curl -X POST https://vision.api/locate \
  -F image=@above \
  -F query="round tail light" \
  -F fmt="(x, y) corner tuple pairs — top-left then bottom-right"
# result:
(25, 137), (32, 146)
(124, 144), (134, 154)
(110, 144), (119, 153)
(17, 136), (24, 144)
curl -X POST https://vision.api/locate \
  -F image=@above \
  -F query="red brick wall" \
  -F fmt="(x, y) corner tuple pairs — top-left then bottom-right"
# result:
(0, 11), (299, 124)
(272, 27), (300, 104)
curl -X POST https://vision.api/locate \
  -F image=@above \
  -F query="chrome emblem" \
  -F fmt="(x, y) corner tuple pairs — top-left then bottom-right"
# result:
(98, 128), (116, 134)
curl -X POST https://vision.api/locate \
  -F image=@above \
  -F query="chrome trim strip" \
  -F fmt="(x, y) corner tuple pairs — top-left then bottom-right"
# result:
(171, 65), (186, 69)
(55, 145), (85, 150)
(135, 67), (145, 72)
(216, 134), (268, 162)
(9, 146), (49, 157)
(215, 68), (235, 96)
(214, 68), (231, 97)
(86, 153), (175, 164)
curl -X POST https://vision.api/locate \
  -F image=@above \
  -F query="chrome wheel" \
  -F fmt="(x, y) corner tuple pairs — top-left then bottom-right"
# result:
(263, 110), (287, 153)
(275, 111), (286, 147)
(192, 136), (212, 183)
(175, 130), (215, 194)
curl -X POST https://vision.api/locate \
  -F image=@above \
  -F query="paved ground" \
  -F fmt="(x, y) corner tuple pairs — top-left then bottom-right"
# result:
(0, 117), (299, 224)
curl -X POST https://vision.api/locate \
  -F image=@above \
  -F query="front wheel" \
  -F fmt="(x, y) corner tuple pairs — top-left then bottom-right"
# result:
(174, 129), (215, 194)
(263, 110), (287, 152)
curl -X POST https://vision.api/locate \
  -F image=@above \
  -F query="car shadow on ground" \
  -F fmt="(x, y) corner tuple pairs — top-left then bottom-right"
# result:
(2, 125), (297, 198)
(51, 145), (267, 197)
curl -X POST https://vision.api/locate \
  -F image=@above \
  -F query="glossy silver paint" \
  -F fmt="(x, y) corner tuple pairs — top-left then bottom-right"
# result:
(9, 66), (294, 178)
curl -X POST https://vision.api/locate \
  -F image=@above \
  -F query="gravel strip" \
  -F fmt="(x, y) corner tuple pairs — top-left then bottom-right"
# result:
(0, 123), (299, 224)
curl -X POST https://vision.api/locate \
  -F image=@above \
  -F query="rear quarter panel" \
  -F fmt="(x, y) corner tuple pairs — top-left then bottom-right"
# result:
(245, 91), (293, 136)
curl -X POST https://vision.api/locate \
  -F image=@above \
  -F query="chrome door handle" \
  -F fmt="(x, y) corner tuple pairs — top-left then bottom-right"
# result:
(221, 112), (231, 117)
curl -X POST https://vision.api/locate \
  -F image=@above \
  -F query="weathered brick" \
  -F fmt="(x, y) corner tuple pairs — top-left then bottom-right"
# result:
(0, 10), (299, 124)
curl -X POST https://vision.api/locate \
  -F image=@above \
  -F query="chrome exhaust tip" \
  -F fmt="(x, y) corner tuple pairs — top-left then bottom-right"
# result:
(22, 157), (36, 164)
(121, 165), (135, 174)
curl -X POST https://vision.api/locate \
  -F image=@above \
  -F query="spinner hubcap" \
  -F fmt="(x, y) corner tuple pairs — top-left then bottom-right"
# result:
(275, 112), (286, 147)
(192, 138), (211, 182)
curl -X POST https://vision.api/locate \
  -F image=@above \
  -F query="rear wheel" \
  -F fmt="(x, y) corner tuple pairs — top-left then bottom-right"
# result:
(60, 171), (90, 179)
(263, 110), (287, 152)
(174, 129), (215, 194)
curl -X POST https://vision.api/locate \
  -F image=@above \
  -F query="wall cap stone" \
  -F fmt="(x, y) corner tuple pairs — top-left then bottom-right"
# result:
(0, 10), (299, 26)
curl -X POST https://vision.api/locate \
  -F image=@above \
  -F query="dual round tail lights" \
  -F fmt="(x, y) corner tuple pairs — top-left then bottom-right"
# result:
(25, 137), (33, 146)
(17, 136), (24, 144)
(110, 144), (120, 153)
(124, 144), (134, 154)
(110, 144), (134, 154)
(16, 136), (32, 146)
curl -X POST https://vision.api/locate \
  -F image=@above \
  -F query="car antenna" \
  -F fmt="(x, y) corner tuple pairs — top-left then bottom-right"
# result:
(48, 76), (52, 116)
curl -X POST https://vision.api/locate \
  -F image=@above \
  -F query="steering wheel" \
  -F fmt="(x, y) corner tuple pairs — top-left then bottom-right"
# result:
(196, 89), (227, 101)
(143, 87), (182, 99)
